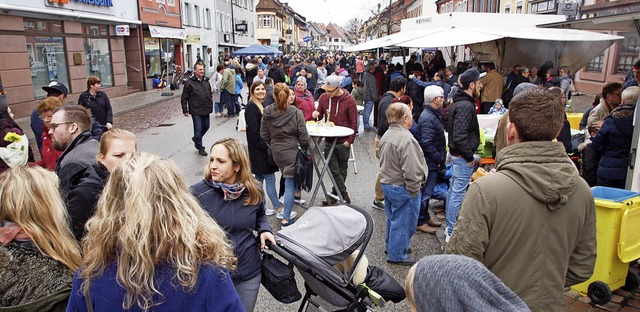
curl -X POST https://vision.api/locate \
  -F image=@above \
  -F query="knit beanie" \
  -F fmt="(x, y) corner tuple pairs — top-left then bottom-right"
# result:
(412, 255), (530, 312)
(513, 82), (537, 97)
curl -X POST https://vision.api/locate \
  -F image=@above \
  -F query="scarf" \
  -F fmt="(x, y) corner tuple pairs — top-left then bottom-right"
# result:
(213, 181), (246, 201)
(0, 221), (31, 245)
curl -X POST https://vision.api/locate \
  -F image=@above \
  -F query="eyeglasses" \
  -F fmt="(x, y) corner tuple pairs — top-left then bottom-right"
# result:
(50, 122), (74, 130)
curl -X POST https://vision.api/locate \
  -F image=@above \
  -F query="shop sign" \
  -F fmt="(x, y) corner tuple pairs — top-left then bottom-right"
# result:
(74, 0), (113, 7)
(185, 34), (201, 44)
(116, 25), (130, 36)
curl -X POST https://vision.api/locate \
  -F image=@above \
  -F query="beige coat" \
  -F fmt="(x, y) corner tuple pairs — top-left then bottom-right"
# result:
(379, 124), (427, 196)
(446, 141), (596, 312)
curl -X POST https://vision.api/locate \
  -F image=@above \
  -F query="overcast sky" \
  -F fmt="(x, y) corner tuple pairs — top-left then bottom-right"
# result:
(282, 0), (387, 26)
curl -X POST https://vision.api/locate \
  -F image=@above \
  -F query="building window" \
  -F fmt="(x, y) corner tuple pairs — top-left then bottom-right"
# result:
(259, 15), (274, 28)
(82, 24), (113, 88)
(616, 32), (640, 74)
(205, 8), (211, 29)
(184, 3), (192, 26)
(216, 11), (222, 31)
(586, 52), (605, 72)
(24, 18), (69, 99)
(194, 5), (200, 27)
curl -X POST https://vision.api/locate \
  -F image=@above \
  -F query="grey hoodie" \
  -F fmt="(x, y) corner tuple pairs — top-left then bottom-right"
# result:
(260, 105), (309, 178)
(447, 141), (596, 312)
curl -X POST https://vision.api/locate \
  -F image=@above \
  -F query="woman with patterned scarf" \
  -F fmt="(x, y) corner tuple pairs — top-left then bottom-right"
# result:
(191, 137), (276, 312)
(0, 166), (82, 311)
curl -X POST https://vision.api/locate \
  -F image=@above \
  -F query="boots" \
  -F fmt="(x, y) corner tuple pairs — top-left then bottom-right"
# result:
(322, 192), (351, 206)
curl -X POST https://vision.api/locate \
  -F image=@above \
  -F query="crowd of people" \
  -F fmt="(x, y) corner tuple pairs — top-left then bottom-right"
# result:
(2, 47), (640, 311)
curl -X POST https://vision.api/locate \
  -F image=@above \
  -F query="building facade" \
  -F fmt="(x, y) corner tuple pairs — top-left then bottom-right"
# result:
(0, 0), (139, 119)
(255, 0), (284, 51)
(500, 0), (528, 14)
(181, 0), (216, 76)
(138, 0), (184, 91)
(215, 0), (255, 63)
(573, 0), (640, 94)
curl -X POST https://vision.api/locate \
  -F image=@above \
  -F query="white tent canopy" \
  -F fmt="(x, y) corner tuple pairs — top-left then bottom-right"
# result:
(345, 13), (623, 73)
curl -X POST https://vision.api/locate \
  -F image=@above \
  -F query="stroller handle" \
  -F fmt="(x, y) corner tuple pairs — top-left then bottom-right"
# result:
(266, 241), (310, 272)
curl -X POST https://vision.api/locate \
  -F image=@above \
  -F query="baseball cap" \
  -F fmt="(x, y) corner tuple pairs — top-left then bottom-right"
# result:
(459, 68), (486, 87)
(321, 75), (342, 92)
(42, 81), (68, 97)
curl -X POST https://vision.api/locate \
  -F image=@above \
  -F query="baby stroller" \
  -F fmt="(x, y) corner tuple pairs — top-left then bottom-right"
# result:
(269, 205), (405, 311)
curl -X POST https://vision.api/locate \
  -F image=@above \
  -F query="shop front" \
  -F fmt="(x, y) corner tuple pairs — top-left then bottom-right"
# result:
(142, 25), (185, 89)
(0, 1), (139, 119)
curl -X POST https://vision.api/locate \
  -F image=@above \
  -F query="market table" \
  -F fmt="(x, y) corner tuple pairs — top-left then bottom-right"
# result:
(306, 124), (355, 207)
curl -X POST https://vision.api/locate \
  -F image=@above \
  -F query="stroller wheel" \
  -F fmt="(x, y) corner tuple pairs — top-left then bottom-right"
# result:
(346, 302), (366, 312)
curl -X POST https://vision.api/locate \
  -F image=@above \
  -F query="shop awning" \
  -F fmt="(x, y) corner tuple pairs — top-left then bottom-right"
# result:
(0, 3), (141, 25)
(149, 25), (186, 40)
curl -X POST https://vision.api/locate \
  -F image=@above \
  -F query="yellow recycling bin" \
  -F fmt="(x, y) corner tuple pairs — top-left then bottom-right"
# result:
(571, 187), (640, 305)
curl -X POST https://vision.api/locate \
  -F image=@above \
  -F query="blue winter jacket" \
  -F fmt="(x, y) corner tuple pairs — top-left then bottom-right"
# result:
(592, 105), (634, 181)
(235, 74), (243, 95)
(66, 263), (244, 311)
(416, 105), (446, 172)
(191, 179), (272, 283)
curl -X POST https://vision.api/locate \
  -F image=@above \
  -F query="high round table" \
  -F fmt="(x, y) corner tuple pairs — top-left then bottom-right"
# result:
(306, 124), (355, 207)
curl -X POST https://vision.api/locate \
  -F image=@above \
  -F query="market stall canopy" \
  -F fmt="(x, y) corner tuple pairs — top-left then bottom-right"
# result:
(231, 44), (283, 57)
(464, 27), (622, 74)
(344, 12), (622, 74)
(345, 12), (566, 52)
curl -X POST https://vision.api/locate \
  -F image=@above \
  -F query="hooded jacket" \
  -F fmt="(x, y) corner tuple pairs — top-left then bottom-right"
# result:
(446, 141), (596, 312)
(417, 105), (446, 172)
(448, 88), (480, 162)
(316, 90), (358, 145)
(261, 105), (309, 178)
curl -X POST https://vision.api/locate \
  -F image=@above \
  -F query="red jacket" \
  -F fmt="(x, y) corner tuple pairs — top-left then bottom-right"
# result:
(295, 89), (315, 121)
(36, 126), (63, 171)
(315, 89), (358, 144)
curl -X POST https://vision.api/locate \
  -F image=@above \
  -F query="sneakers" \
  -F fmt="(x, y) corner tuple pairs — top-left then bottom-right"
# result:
(372, 199), (385, 210)
(198, 149), (208, 156)
(265, 207), (276, 216)
(276, 210), (297, 220)
(445, 227), (451, 243)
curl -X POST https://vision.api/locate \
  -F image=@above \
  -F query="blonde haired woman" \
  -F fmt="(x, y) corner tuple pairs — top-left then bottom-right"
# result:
(0, 166), (82, 310)
(96, 128), (137, 173)
(191, 138), (275, 312)
(261, 83), (309, 227)
(67, 153), (242, 311)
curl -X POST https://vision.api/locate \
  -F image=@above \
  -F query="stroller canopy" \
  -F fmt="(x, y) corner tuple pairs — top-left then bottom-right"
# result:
(277, 205), (371, 266)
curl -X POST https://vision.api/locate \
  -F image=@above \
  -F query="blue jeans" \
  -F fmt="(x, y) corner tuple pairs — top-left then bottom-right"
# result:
(445, 155), (475, 236)
(214, 101), (223, 114)
(222, 89), (236, 116)
(191, 114), (210, 151)
(283, 177), (296, 221)
(382, 183), (421, 262)
(417, 170), (438, 226)
(233, 274), (260, 312)
(255, 173), (281, 209)
(363, 100), (374, 130)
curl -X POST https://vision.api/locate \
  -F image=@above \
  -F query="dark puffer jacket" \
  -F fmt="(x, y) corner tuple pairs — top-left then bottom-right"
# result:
(78, 91), (112, 127)
(592, 105), (634, 181)
(406, 79), (425, 121)
(181, 75), (213, 116)
(0, 242), (72, 311)
(191, 180), (272, 283)
(417, 105), (446, 172)
(448, 88), (480, 162)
